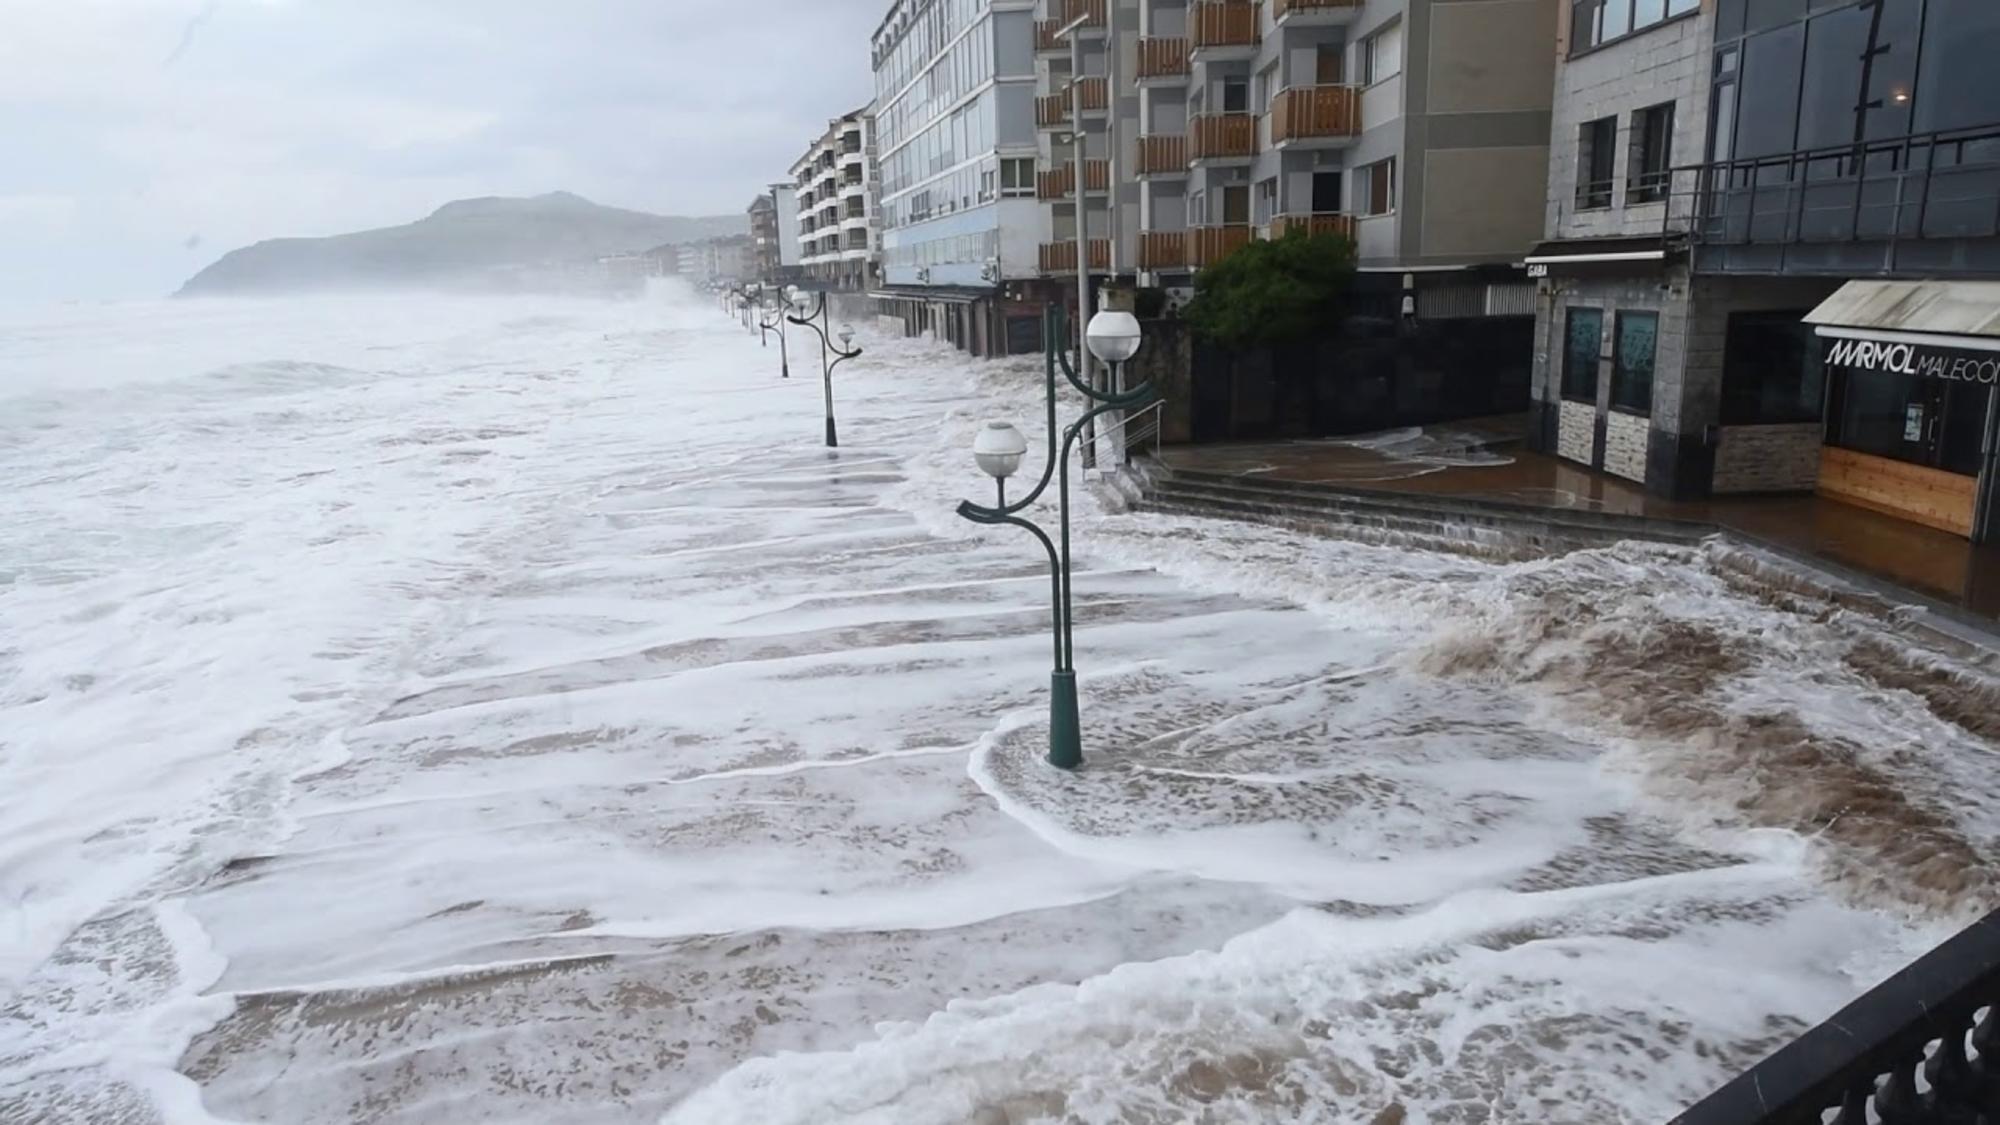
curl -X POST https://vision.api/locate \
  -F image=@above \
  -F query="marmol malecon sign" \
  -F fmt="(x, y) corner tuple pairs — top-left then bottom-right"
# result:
(1824, 336), (2000, 385)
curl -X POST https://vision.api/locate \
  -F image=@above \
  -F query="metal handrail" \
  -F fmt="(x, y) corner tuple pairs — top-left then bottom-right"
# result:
(1087, 398), (1166, 466)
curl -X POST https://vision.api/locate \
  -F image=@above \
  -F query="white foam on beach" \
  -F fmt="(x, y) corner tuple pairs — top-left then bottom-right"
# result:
(1, 285), (1990, 1124)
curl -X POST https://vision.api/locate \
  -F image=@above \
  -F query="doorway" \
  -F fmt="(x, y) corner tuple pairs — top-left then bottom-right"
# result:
(1222, 184), (1250, 225)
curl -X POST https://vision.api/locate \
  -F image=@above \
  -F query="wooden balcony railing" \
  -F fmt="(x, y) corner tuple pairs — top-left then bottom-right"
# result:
(1137, 134), (1189, 175)
(1190, 1), (1259, 50)
(1136, 36), (1190, 80)
(1270, 85), (1363, 143)
(1189, 114), (1257, 160)
(1188, 225), (1255, 268)
(1035, 160), (1111, 199)
(1039, 239), (1111, 273)
(1036, 0), (1106, 49)
(1075, 76), (1108, 112)
(1139, 230), (1188, 270)
(1057, 0), (1107, 26)
(1268, 212), (1356, 241)
(1273, 0), (1363, 15)
(1036, 78), (1109, 127)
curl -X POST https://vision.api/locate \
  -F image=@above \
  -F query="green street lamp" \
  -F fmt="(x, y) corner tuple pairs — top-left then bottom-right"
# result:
(785, 289), (862, 448)
(756, 286), (793, 378)
(955, 302), (1154, 771)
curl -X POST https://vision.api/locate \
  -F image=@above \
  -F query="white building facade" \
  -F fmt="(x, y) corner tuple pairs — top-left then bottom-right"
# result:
(792, 107), (882, 291)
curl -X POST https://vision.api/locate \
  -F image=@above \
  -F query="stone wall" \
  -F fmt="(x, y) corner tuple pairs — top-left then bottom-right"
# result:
(1557, 399), (1596, 465)
(1713, 424), (1822, 493)
(1604, 410), (1649, 482)
(1130, 318), (1194, 445)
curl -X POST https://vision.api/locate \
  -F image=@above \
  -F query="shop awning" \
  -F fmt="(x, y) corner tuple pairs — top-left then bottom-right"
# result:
(1521, 235), (1679, 278)
(1806, 280), (2000, 352)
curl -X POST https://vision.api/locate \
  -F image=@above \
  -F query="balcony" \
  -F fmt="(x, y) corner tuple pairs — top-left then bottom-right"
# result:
(1137, 134), (1189, 177)
(1268, 212), (1356, 241)
(1189, 113), (1257, 162)
(1036, 160), (1111, 200)
(1188, 224), (1255, 268)
(1136, 36), (1190, 83)
(1269, 85), (1363, 147)
(1035, 77), (1110, 128)
(1272, 0), (1363, 24)
(1039, 239), (1111, 273)
(1139, 230), (1188, 270)
(1035, 0), (1106, 51)
(1190, 2), (1259, 58)
(1682, 124), (2000, 278)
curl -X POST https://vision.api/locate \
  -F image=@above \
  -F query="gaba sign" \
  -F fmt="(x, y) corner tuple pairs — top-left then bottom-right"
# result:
(1825, 336), (2000, 385)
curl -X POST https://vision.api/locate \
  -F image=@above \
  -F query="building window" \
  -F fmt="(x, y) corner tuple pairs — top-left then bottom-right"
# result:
(1254, 177), (1278, 224)
(1719, 311), (1825, 426)
(1360, 22), (1402, 85)
(999, 157), (1035, 197)
(1355, 157), (1396, 216)
(1576, 116), (1617, 210)
(1628, 102), (1674, 202)
(1611, 311), (1658, 415)
(1572, 0), (1697, 54)
(1562, 307), (1602, 403)
(1222, 77), (1248, 114)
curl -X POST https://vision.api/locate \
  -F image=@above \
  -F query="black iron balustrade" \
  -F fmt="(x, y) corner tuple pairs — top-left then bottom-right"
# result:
(1671, 907), (2000, 1124)
(1661, 122), (2000, 261)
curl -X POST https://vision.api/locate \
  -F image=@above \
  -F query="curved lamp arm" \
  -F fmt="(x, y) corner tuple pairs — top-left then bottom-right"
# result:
(955, 501), (1065, 671)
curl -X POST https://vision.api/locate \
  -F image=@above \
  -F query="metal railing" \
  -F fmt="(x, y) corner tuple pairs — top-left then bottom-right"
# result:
(1088, 399), (1167, 467)
(1671, 907), (2000, 1124)
(1648, 123), (2000, 260)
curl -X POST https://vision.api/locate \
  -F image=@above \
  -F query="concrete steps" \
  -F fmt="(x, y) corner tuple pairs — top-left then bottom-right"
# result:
(1130, 462), (1711, 558)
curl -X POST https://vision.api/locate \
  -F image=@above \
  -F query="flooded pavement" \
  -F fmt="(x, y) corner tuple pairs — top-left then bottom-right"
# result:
(1154, 430), (2000, 621)
(1, 291), (1995, 1124)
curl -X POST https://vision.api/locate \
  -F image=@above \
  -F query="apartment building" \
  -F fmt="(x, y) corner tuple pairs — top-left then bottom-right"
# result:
(869, 0), (1048, 356)
(676, 236), (756, 286)
(748, 188), (803, 283)
(1079, 0), (1558, 312)
(1527, 0), (2000, 541)
(791, 107), (882, 292)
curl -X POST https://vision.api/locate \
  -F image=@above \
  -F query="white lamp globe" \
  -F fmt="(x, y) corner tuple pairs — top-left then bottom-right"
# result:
(973, 421), (1028, 481)
(838, 324), (855, 349)
(1085, 308), (1144, 365)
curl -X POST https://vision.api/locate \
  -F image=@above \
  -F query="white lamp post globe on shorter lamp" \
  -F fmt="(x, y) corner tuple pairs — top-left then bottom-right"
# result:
(838, 324), (855, 351)
(973, 421), (1029, 504)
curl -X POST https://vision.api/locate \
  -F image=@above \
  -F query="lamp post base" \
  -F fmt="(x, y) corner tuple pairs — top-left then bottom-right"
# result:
(825, 417), (838, 448)
(1047, 670), (1081, 770)
(781, 361), (789, 379)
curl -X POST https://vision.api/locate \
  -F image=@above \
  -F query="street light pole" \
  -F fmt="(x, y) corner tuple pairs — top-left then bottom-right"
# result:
(955, 302), (1152, 771)
(1059, 15), (1097, 472)
(760, 288), (792, 379)
(786, 290), (862, 448)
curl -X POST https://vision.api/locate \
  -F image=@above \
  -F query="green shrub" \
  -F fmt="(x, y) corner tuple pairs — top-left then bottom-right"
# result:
(1183, 230), (1356, 348)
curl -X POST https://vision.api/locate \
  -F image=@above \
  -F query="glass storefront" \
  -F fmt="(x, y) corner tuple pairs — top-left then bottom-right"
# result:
(1826, 366), (1992, 476)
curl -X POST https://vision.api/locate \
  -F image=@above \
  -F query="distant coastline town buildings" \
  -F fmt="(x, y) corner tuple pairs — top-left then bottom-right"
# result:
(740, 0), (2000, 548)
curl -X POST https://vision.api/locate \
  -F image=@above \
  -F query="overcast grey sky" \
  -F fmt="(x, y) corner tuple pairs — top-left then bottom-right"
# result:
(0, 0), (883, 300)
